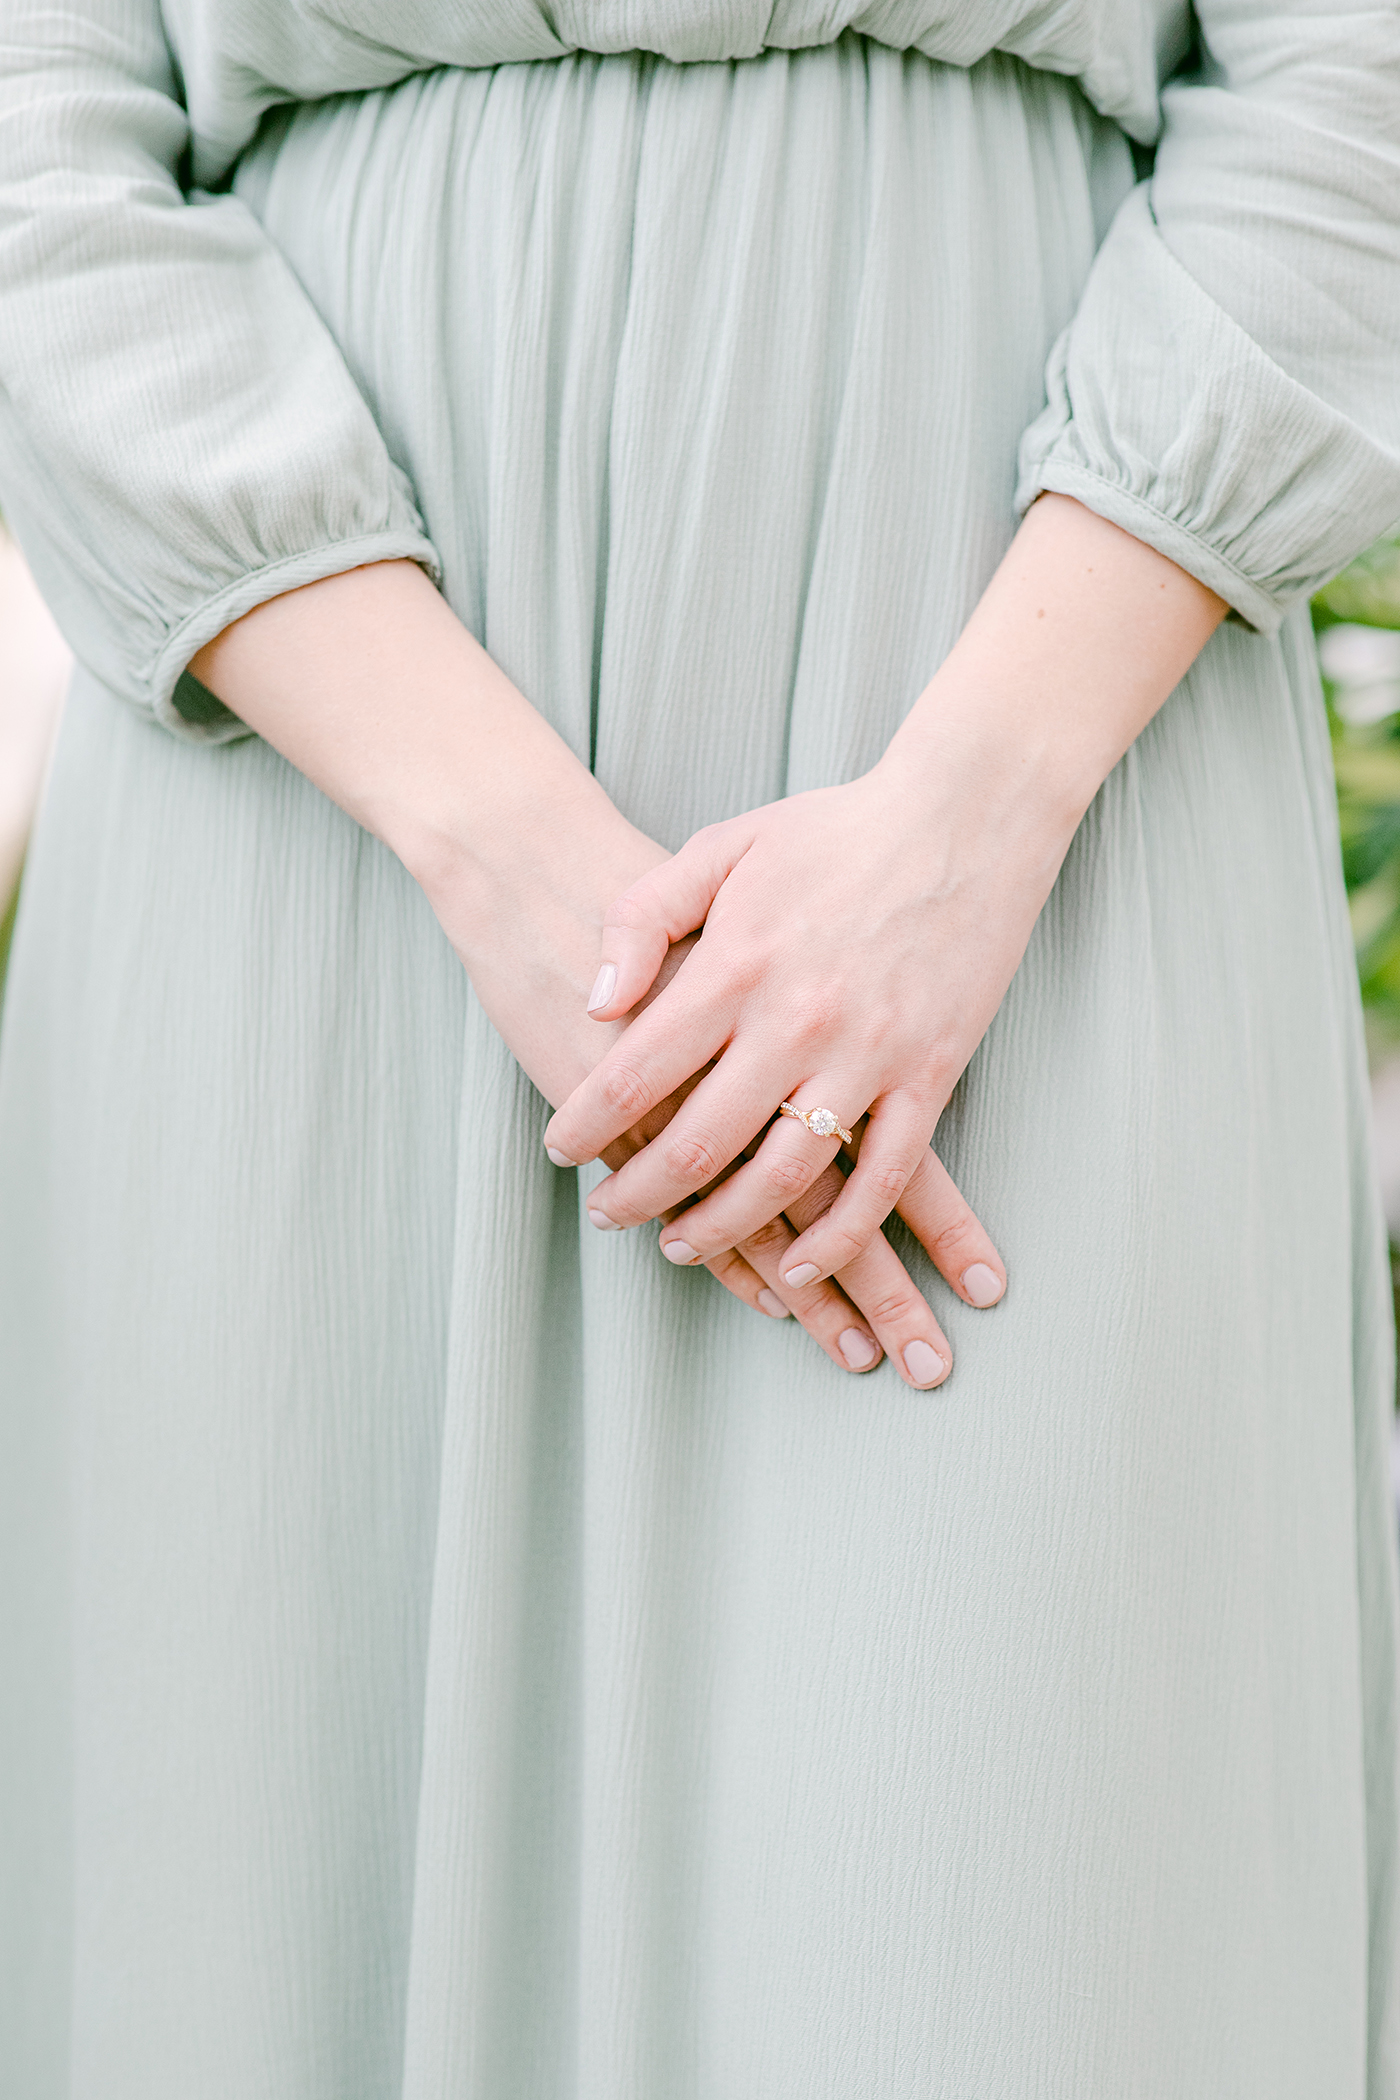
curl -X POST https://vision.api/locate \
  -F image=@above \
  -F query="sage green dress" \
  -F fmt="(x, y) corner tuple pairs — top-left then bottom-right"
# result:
(2, 5), (1400, 2096)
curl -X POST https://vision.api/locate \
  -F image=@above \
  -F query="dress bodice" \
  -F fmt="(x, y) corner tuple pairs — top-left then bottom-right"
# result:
(1, 0), (1396, 743)
(171, 0), (1190, 182)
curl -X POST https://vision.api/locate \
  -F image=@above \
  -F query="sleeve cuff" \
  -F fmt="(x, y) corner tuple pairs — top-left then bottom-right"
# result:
(1015, 463), (1281, 634)
(1015, 184), (1400, 637)
(145, 528), (442, 744)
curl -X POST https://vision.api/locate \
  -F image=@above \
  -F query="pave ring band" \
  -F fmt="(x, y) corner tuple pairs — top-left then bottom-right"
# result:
(779, 1100), (853, 1146)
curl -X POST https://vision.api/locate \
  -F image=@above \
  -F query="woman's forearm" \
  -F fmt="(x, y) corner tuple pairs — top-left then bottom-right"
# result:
(188, 559), (661, 954)
(880, 493), (1228, 847)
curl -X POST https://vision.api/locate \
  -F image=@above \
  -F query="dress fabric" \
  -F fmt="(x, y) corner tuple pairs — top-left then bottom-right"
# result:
(1, 10), (1400, 2100)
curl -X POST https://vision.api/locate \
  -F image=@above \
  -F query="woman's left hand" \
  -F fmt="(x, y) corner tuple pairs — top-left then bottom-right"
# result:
(543, 494), (1229, 1292)
(541, 738), (1077, 1293)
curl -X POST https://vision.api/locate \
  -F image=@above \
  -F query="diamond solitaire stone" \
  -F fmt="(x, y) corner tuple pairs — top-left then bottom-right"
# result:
(807, 1109), (839, 1137)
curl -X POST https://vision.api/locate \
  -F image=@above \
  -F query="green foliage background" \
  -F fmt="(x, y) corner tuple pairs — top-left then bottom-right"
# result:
(0, 881), (16, 997)
(1316, 530), (1400, 1033)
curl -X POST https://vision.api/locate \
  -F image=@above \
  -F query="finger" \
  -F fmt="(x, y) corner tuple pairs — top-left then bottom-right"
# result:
(699, 1243), (794, 1322)
(653, 1155), (884, 1374)
(779, 1161), (954, 1391)
(829, 1230), (954, 1390)
(587, 1058), (824, 1232)
(586, 817), (758, 1020)
(724, 1212), (884, 1376)
(647, 1078), (864, 1255)
(775, 1091), (934, 1286)
(543, 976), (734, 1166)
(894, 1146), (1007, 1309)
(589, 1066), (716, 1176)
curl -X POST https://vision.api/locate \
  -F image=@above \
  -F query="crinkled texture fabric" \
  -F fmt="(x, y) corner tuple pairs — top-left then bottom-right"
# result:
(1, 41), (1399, 2100)
(0, 0), (1397, 735)
(1020, 11), (1400, 634)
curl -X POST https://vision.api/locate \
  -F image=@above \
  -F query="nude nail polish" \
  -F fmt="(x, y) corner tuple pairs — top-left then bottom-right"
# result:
(662, 1239), (698, 1265)
(587, 963), (617, 1014)
(838, 1328), (878, 1369)
(546, 1146), (575, 1168)
(962, 1262), (1004, 1307)
(783, 1261), (820, 1288)
(757, 1290), (790, 1319)
(903, 1339), (946, 1387)
(587, 1207), (622, 1232)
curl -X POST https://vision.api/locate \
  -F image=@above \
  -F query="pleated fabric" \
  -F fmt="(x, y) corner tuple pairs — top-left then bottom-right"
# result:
(1, 41), (1398, 2100)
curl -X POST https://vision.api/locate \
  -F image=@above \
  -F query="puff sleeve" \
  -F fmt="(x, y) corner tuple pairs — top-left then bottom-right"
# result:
(0, 0), (440, 741)
(1017, 1), (1400, 634)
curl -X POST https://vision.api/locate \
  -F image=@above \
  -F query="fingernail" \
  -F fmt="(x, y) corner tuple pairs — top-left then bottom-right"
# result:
(661, 1239), (698, 1265)
(903, 1339), (946, 1387)
(838, 1328), (878, 1369)
(757, 1289), (790, 1319)
(587, 1207), (622, 1232)
(546, 1146), (575, 1168)
(783, 1262), (820, 1287)
(962, 1262), (1004, 1308)
(586, 963), (617, 1014)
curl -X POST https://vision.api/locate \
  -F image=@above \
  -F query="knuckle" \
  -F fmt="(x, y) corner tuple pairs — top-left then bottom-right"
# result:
(704, 1248), (745, 1285)
(783, 1171), (842, 1233)
(861, 1161), (910, 1208)
(741, 1214), (794, 1257)
(599, 1061), (652, 1121)
(764, 1151), (816, 1201)
(930, 1213), (980, 1264)
(785, 994), (831, 1050)
(903, 1062), (947, 1108)
(661, 1128), (727, 1187)
(722, 945), (768, 999)
(860, 1284), (922, 1327)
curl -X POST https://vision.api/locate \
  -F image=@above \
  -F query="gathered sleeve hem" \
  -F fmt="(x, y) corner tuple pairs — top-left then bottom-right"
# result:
(147, 531), (442, 744)
(1015, 182), (1400, 637)
(1013, 461), (1281, 635)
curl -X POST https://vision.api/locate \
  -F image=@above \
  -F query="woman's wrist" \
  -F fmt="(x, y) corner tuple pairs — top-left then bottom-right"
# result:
(875, 661), (1094, 870)
(188, 559), (656, 963)
(399, 758), (661, 976)
(878, 493), (1227, 849)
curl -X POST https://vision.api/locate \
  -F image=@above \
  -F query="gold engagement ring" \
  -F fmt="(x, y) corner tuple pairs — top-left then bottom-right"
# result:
(779, 1100), (853, 1146)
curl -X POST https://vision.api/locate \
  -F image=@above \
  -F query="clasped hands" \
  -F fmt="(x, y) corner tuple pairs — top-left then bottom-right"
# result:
(543, 751), (1071, 1391)
(186, 497), (1220, 1394)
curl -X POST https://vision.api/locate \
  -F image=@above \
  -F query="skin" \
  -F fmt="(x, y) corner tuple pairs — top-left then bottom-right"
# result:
(189, 563), (1010, 1391)
(542, 494), (1227, 1298)
(193, 494), (1224, 1391)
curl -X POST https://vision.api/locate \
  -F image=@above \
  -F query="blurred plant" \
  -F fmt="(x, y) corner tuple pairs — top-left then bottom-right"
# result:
(1315, 527), (1400, 1032)
(1314, 526), (1400, 1373)
(0, 881), (16, 1000)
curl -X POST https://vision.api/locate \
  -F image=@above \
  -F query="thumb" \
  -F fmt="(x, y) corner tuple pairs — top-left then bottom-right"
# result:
(586, 818), (753, 1019)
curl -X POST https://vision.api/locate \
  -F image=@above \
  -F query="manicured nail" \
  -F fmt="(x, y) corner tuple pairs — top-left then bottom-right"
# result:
(962, 1262), (1004, 1307)
(546, 1146), (575, 1168)
(783, 1262), (820, 1288)
(661, 1239), (698, 1265)
(838, 1328), (878, 1369)
(586, 963), (617, 1014)
(903, 1339), (946, 1387)
(587, 1207), (622, 1232)
(757, 1289), (790, 1319)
